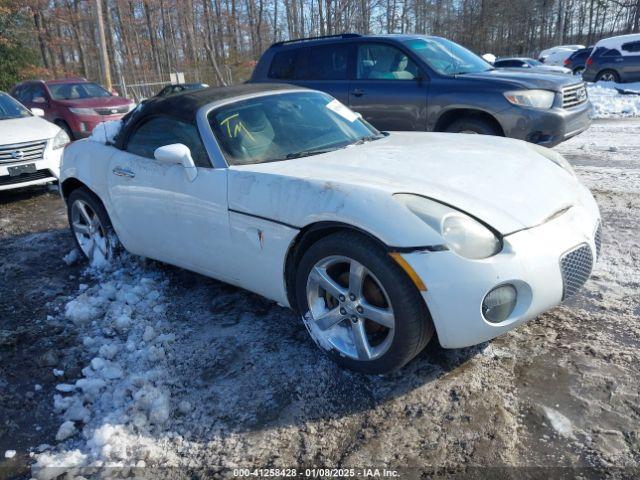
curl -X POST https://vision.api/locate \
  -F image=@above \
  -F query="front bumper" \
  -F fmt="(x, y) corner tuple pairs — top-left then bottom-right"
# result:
(401, 197), (600, 349)
(0, 143), (62, 191)
(497, 100), (592, 147)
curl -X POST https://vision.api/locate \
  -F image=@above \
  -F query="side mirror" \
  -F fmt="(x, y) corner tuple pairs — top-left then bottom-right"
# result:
(154, 143), (198, 181)
(31, 108), (45, 117)
(33, 96), (47, 104)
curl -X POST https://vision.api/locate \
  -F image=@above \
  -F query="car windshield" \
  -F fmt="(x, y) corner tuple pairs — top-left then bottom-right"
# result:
(403, 37), (492, 75)
(209, 92), (383, 166)
(48, 82), (111, 100)
(0, 92), (31, 120)
(527, 59), (544, 66)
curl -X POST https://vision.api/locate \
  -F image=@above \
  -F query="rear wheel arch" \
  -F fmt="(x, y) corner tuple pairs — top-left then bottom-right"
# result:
(434, 108), (504, 136)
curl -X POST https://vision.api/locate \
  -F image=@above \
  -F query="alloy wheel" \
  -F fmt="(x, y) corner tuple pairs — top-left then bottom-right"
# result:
(71, 199), (110, 263)
(305, 255), (395, 361)
(600, 72), (616, 82)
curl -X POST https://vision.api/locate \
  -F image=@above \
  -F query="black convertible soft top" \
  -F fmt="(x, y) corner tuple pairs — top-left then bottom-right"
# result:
(114, 83), (301, 149)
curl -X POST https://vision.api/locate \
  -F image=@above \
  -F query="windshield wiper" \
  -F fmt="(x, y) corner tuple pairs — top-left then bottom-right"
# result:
(350, 134), (385, 146)
(284, 147), (341, 160)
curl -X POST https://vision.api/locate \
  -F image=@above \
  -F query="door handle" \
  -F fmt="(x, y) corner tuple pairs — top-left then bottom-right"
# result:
(112, 167), (135, 178)
(351, 89), (364, 97)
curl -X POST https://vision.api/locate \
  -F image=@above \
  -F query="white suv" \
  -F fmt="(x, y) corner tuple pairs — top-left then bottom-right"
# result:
(0, 91), (69, 191)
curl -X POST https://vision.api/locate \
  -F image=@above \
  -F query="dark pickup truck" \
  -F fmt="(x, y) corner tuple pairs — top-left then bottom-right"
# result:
(250, 34), (591, 147)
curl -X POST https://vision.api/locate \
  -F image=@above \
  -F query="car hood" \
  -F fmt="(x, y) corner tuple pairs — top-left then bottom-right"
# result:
(461, 69), (580, 90)
(56, 96), (132, 108)
(230, 132), (590, 235)
(0, 116), (60, 144)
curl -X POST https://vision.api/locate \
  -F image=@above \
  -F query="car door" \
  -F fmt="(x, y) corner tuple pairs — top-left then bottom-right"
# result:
(348, 42), (428, 131)
(108, 115), (231, 277)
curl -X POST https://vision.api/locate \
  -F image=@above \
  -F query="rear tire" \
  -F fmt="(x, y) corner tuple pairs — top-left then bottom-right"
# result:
(573, 67), (585, 75)
(67, 187), (120, 265)
(596, 69), (620, 83)
(445, 116), (501, 136)
(295, 231), (434, 374)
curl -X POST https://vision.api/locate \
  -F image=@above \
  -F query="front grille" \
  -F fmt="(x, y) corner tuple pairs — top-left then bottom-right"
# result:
(0, 169), (54, 187)
(94, 105), (129, 115)
(560, 243), (593, 300)
(562, 83), (588, 108)
(594, 222), (602, 259)
(0, 140), (47, 164)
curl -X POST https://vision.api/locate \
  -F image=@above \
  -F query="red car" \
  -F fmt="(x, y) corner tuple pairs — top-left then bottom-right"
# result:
(11, 78), (135, 140)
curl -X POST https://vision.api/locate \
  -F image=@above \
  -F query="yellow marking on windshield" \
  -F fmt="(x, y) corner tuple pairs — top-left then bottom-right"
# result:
(220, 113), (255, 141)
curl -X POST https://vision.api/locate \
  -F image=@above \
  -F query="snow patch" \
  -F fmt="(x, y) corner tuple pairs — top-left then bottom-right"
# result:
(62, 249), (79, 266)
(87, 120), (122, 144)
(4, 450), (16, 459)
(588, 81), (640, 118)
(33, 257), (178, 478)
(542, 406), (575, 438)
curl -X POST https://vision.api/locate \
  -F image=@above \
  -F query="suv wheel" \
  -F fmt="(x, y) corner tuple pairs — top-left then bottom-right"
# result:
(445, 116), (500, 136)
(295, 231), (434, 374)
(573, 67), (585, 75)
(596, 70), (620, 83)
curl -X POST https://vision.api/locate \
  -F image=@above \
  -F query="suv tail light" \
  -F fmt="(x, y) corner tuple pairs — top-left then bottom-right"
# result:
(586, 57), (593, 66)
(563, 58), (570, 66)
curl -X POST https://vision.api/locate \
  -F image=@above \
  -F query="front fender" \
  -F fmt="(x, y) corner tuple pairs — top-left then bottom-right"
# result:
(59, 140), (118, 206)
(228, 170), (444, 249)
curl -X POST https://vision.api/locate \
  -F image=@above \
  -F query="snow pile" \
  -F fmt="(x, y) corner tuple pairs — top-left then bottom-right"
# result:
(588, 81), (640, 118)
(88, 120), (122, 145)
(32, 258), (182, 479)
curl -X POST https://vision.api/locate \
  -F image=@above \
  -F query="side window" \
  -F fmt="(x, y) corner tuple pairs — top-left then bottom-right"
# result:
(621, 41), (640, 53)
(31, 85), (47, 103)
(296, 45), (348, 80)
(126, 116), (210, 167)
(356, 44), (419, 80)
(268, 50), (298, 80)
(602, 48), (622, 58)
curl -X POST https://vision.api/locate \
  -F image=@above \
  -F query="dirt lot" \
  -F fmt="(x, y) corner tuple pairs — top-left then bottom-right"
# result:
(1, 120), (639, 479)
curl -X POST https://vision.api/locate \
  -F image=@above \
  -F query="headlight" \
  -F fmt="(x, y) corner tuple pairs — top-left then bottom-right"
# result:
(504, 89), (556, 109)
(69, 107), (97, 115)
(52, 129), (71, 149)
(530, 143), (575, 176)
(395, 194), (501, 259)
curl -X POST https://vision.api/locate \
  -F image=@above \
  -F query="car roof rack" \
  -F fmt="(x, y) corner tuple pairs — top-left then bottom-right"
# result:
(271, 33), (361, 47)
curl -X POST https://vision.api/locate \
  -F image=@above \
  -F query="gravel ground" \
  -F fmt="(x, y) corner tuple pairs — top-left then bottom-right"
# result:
(0, 120), (639, 479)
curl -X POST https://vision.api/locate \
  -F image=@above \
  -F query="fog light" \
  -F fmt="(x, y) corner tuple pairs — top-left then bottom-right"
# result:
(482, 284), (517, 323)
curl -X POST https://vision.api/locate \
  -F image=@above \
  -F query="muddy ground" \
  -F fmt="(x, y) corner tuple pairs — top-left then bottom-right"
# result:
(0, 120), (639, 479)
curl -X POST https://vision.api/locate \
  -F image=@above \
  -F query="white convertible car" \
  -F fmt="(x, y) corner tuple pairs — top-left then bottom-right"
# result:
(59, 84), (601, 374)
(1, 91), (69, 191)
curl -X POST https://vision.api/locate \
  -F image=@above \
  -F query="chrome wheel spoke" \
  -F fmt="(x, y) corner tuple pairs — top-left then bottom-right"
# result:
(311, 266), (347, 300)
(94, 235), (108, 257)
(77, 201), (93, 225)
(348, 260), (366, 298)
(351, 320), (372, 360)
(359, 301), (394, 329)
(72, 221), (90, 236)
(315, 307), (344, 331)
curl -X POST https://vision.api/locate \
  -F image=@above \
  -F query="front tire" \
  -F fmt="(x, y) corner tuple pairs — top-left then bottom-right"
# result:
(295, 232), (434, 374)
(596, 69), (620, 83)
(445, 116), (500, 136)
(67, 187), (119, 266)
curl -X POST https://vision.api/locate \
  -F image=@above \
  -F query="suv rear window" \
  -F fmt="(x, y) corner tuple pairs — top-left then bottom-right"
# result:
(268, 50), (297, 80)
